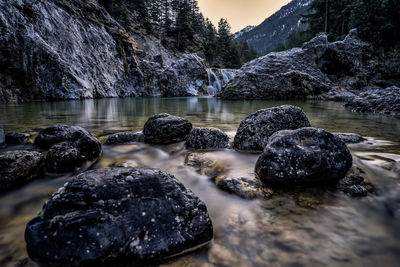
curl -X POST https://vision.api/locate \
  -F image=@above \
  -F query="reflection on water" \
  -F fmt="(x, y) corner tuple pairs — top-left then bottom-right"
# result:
(0, 97), (400, 266)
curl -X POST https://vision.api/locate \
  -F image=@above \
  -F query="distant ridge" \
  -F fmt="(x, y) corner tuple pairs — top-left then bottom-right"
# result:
(235, 0), (312, 55)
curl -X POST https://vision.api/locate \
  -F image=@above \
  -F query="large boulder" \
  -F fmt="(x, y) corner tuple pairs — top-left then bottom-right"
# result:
(25, 168), (213, 266)
(0, 150), (44, 191)
(234, 105), (311, 152)
(345, 86), (400, 116)
(45, 142), (85, 174)
(186, 127), (229, 150)
(5, 132), (30, 144)
(255, 127), (352, 186)
(104, 132), (144, 145)
(0, 125), (4, 146)
(34, 125), (101, 161)
(143, 114), (192, 144)
(218, 30), (364, 100)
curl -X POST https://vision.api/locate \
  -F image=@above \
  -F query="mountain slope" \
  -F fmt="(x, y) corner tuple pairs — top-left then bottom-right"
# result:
(235, 0), (312, 55)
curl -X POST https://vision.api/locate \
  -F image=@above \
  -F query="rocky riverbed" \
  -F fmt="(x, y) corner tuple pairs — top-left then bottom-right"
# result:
(1, 98), (400, 266)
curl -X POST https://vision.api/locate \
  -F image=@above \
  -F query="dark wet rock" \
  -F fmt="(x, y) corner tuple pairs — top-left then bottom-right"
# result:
(185, 152), (230, 179)
(25, 168), (213, 266)
(0, 125), (5, 146)
(34, 125), (101, 161)
(217, 177), (270, 199)
(344, 185), (368, 197)
(186, 127), (229, 150)
(143, 114), (192, 144)
(337, 167), (375, 197)
(255, 127), (352, 186)
(333, 133), (366, 144)
(0, 150), (44, 191)
(5, 132), (30, 144)
(345, 86), (400, 116)
(234, 105), (311, 152)
(45, 142), (85, 174)
(104, 132), (144, 145)
(295, 191), (324, 209)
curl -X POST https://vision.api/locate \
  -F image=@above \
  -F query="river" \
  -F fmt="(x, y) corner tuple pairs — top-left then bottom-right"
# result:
(0, 97), (399, 266)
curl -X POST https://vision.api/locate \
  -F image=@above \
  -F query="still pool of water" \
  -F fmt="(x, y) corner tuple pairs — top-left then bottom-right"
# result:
(0, 97), (400, 266)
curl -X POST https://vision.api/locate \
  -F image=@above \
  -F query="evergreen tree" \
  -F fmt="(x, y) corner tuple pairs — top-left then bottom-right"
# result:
(202, 19), (217, 64)
(98, 0), (251, 67)
(304, 0), (400, 47)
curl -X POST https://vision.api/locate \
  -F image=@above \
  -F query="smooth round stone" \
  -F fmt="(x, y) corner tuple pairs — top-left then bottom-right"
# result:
(34, 125), (101, 161)
(255, 127), (352, 186)
(0, 150), (44, 191)
(104, 132), (144, 145)
(186, 127), (229, 150)
(5, 132), (30, 144)
(45, 142), (85, 174)
(143, 113), (192, 144)
(234, 105), (311, 152)
(25, 168), (213, 266)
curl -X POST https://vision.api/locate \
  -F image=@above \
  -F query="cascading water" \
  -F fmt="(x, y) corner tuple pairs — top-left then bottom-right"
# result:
(221, 70), (237, 85)
(206, 69), (237, 96)
(206, 69), (221, 95)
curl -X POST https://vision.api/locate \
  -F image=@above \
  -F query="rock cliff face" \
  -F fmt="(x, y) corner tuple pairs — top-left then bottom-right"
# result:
(0, 0), (226, 102)
(218, 30), (365, 100)
(0, 0), (145, 102)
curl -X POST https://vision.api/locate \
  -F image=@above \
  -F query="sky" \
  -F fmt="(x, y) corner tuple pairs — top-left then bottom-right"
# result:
(198, 0), (292, 32)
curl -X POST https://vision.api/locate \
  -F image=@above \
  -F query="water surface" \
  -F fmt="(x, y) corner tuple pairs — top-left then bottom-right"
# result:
(0, 97), (399, 266)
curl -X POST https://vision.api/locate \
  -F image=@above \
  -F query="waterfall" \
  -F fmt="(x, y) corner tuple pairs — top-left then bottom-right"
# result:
(206, 69), (221, 95)
(221, 70), (236, 85)
(206, 68), (238, 96)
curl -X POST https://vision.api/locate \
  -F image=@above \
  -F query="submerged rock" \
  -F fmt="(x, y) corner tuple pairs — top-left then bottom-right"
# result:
(104, 132), (144, 145)
(0, 125), (4, 146)
(337, 167), (375, 197)
(333, 133), (366, 144)
(255, 127), (352, 186)
(217, 177), (269, 199)
(25, 168), (213, 266)
(186, 127), (229, 150)
(185, 152), (230, 179)
(143, 113), (192, 144)
(34, 125), (101, 161)
(345, 86), (400, 116)
(45, 142), (85, 174)
(5, 132), (30, 144)
(234, 105), (311, 152)
(0, 150), (44, 191)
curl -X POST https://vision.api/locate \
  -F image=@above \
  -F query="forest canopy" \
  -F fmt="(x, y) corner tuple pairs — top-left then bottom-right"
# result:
(98, 0), (258, 68)
(278, 0), (400, 51)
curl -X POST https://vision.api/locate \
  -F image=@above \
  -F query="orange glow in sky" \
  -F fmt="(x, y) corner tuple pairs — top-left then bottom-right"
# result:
(198, 0), (292, 32)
